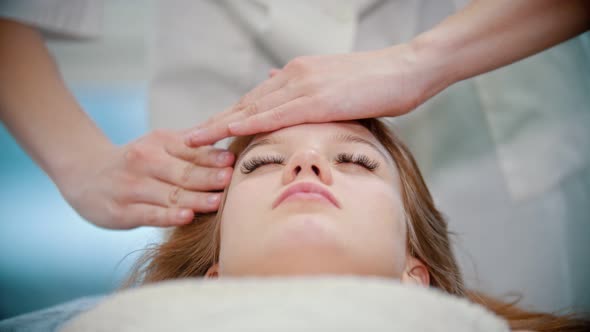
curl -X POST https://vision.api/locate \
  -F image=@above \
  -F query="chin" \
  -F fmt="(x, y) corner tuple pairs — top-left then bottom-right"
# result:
(267, 212), (342, 248)
(260, 216), (352, 265)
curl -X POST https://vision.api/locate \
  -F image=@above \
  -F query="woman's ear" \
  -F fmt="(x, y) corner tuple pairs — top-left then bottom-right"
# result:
(205, 263), (220, 278)
(401, 256), (430, 287)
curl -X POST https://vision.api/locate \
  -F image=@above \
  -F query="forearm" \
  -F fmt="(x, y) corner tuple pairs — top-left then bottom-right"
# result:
(408, 0), (590, 99)
(0, 19), (113, 186)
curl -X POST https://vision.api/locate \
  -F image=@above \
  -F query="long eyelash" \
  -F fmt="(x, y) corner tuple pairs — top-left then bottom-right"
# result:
(336, 153), (379, 171)
(240, 155), (285, 174)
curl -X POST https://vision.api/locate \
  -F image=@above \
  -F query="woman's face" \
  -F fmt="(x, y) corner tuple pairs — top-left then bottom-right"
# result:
(215, 122), (409, 278)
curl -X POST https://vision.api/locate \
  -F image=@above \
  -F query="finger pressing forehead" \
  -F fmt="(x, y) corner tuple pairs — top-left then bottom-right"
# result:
(166, 143), (235, 167)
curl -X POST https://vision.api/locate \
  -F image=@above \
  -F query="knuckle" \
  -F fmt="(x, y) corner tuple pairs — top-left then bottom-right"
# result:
(204, 147), (219, 161)
(179, 162), (194, 183)
(124, 144), (148, 165)
(234, 97), (249, 111)
(188, 167), (212, 188)
(287, 56), (309, 71)
(120, 172), (138, 186)
(120, 177), (142, 203)
(127, 186), (143, 204)
(150, 129), (171, 141)
(270, 108), (285, 122)
(144, 207), (161, 225)
(244, 102), (259, 116)
(168, 186), (182, 206)
(191, 146), (213, 165)
(107, 201), (124, 222)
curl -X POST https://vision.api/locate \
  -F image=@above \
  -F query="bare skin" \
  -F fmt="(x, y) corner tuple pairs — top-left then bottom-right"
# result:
(185, 0), (590, 146)
(2, 0), (588, 228)
(0, 19), (234, 229)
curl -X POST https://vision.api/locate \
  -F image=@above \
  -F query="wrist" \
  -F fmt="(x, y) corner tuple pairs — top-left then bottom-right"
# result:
(404, 31), (459, 104)
(51, 135), (115, 196)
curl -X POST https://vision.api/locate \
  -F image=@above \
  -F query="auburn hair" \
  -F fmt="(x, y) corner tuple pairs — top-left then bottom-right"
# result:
(126, 119), (588, 331)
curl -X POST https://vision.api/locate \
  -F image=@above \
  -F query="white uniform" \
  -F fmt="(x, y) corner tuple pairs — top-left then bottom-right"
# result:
(2, 0), (589, 313)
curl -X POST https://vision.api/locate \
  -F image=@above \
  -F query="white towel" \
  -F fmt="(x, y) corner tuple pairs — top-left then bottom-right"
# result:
(61, 277), (509, 331)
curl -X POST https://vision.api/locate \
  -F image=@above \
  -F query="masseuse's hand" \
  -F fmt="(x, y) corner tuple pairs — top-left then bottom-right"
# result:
(59, 130), (234, 229)
(185, 44), (444, 146)
(0, 20), (235, 230)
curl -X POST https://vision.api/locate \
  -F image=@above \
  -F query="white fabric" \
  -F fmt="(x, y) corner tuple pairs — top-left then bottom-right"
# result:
(474, 35), (590, 201)
(150, 2), (590, 312)
(394, 78), (590, 312)
(225, 0), (358, 64)
(149, 0), (424, 129)
(4, 0), (589, 313)
(0, 0), (103, 38)
(149, 0), (360, 129)
(61, 277), (509, 332)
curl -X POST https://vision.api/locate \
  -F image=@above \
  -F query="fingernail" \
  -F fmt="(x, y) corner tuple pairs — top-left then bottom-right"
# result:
(217, 151), (231, 164)
(217, 169), (228, 182)
(208, 194), (220, 205)
(177, 209), (193, 220)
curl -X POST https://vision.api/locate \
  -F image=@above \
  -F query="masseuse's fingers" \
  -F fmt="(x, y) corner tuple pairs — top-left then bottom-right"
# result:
(165, 143), (235, 168)
(184, 87), (302, 146)
(227, 97), (316, 136)
(199, 73), (287, 129)
(146, 154), (233, 192)
(233, 71), (288, 112)
(67, 128), (233, 229)
(199, 69), (285, 130)
(121, 130), (233, 193)
(187, 69), (289, 139)
(185, 73), (288, 147)
(119, 178), (222, 214)
(186, 47), (428, 147)
(159, 130), (235, 167)
(121, 203), (195, 227)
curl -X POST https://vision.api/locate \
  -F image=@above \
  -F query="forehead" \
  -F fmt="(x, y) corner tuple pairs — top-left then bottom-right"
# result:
(251, 122), (378, 146)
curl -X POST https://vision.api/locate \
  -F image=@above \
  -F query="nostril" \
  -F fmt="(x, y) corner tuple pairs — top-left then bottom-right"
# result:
(294, 165), (302, 175)
(312, 165), (320, 176)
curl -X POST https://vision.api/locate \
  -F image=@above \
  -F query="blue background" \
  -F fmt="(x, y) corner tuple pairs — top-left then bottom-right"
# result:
(0, 86), (162, 319)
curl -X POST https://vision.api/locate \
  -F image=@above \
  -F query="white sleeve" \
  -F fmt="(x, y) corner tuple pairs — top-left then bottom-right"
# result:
(0, 0), (104, 38)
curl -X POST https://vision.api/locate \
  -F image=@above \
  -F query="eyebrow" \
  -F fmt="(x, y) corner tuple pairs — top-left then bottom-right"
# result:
(239, 132), (389, 161)
(239, 137), (281, 161)
(330, 133), (389, 160)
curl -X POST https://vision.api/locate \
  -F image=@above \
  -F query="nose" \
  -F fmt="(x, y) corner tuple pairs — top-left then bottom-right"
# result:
(282, 150), (333, 185)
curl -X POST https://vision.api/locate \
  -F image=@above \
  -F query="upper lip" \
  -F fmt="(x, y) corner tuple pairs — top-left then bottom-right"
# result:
(273, 181), (340, 209)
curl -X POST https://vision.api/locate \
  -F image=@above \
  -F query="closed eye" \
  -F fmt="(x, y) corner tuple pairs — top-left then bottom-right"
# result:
(240, 152), (380, 174)
(240, 155), (285, 174)
(335, 153), (379, 171)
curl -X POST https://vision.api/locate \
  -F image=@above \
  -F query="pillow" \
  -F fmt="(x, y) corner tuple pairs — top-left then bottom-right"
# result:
(62, 276), (508, 332)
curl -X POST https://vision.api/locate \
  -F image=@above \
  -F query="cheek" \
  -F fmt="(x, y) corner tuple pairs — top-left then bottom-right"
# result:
(218, 176), (276, 256)
(342, 180), (407, 269)
(221, 181), (262, 236)
(346, 180), (404, 229)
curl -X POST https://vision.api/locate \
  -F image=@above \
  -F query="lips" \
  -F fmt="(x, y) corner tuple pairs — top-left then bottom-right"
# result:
(272, 182), (340, 209)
